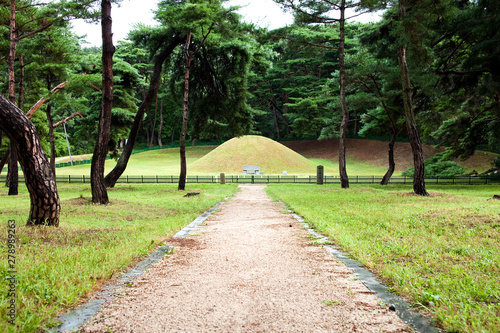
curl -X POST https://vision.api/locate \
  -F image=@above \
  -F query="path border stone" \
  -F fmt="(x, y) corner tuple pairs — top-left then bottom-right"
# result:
(51, 200), (228, 332)
(288, 209), (439, 333)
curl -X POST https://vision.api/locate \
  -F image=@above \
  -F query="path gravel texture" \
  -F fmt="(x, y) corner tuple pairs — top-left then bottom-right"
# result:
(80, 184), (410, 332)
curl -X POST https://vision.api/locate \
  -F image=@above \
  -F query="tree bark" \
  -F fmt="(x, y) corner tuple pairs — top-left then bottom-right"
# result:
(27, 81), (70, 119)
(398, 47), (427, 195)
(158, 99), (164, 147)
(46, 104), (56, 173)
(171, 114), (181, 144)
(6, 145), (18, 195)
(91, 0), (114, 204)
(380, 132), (396, 185)
(398, 1), (427, 196)
(8, 0), (16, 105)
(178, 32), (193, 191)
(0, 149), (8, 174)
(18, 55), (24, 109)
(0, 94), (60, 226)
(104, 35), (183, 188)
(149, 94), (158, 147)
(7, 0), (18, 195)
(338, 0), (349, 189)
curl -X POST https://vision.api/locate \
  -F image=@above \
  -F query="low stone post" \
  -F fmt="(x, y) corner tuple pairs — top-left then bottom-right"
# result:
(317, 165), (324, 185)
(220, 173), (226, 185)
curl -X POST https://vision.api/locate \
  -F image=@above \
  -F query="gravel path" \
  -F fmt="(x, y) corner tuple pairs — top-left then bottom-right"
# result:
(80, 184), (410, 332)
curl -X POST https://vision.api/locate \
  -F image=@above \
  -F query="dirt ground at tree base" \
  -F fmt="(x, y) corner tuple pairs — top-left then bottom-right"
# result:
(79, 185), (411, 332)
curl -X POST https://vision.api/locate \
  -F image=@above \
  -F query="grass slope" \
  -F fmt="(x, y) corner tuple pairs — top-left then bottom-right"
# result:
(190, 135), (317, 175)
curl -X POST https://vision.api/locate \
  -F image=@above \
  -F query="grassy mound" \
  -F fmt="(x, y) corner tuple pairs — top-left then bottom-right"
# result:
(190, 135), (317, 174)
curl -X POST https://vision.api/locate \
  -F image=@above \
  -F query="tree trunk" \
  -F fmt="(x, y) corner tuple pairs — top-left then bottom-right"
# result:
(398, 1), (428, 196)
(380, 132), (396, 185)
(91, 0), (114, 204)
(149, 94), (158, 147)
(7, 0), (18, 196)
(178, 32), (192, 191)
(18, 55), (24, 109)
(158, 99), (164, 147)
(8, 0), (16, 105)
(338, 0), (349, 189)
(0, 95), (60, 226)
(145, 105), (152, 147)
(7, 145), (18, 195)
(0, 149), (8, 174)
(171, 114), (181, 144)
(104, 35), (183, 188)
(46, 104), (56, 173)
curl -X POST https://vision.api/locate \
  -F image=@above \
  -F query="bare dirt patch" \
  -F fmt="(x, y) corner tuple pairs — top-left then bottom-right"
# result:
(79, 185), (410, 332)
(283, 138), (497, 172)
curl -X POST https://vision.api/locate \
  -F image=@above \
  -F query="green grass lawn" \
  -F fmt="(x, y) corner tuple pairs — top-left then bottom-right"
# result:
(54, 146), (217, 176)
(0, 183), (237, 333)
(53, 146), (391, 177)
(266, 184), (500, 333)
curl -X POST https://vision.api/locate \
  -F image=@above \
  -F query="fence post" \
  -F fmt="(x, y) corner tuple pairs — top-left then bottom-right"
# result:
(83, 175), (85, 184)
(251, 175), (254, 184)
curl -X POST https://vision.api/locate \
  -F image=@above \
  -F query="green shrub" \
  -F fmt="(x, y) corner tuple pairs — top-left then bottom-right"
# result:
(402, 153), (466, 178)
(493, 157), (500, 169)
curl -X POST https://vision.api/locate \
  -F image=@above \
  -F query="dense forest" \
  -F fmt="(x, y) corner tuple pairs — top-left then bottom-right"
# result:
(1, 0), (499, 190)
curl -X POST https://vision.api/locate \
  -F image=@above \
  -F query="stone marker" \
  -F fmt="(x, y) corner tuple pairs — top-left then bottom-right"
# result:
(220, 173), (226, 185)
(317, 165), (324, 185)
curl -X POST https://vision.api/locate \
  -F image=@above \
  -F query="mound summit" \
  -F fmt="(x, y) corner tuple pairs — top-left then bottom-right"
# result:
(190, 135), (317, 174)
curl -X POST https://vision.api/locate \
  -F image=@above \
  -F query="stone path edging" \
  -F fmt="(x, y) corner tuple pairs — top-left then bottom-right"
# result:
(52, 199), (228, 332)
(288, 210), (439, 333)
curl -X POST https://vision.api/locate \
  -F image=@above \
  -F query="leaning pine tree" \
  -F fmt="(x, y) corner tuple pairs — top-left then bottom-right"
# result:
(0, 95), (61, 226)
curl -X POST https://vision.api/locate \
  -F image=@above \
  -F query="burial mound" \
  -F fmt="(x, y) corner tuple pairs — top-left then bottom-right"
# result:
(190, 135), (316, 174)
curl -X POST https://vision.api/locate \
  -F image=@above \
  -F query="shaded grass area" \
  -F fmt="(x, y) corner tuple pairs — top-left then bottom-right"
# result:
(0, 183), (237, 332)
(266, 184), (500, 333)
(309, 157), (389, 176)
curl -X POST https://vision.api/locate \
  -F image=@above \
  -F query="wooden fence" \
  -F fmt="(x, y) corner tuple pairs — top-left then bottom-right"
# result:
(0, 174), (496, 185)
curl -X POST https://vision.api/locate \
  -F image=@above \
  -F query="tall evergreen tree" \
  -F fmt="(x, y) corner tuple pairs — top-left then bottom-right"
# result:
(275, 0), (370, 189)
(91, 0), (114, 204)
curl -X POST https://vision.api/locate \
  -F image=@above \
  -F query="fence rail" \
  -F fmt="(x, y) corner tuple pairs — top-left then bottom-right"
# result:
(0, 174), (497, 185)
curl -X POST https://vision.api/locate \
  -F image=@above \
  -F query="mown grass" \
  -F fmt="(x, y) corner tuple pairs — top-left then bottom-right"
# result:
(0, 183), (237, 332)
(266, 184), (500, 332)
(54, 147), (390, 177)
(55, 146), (216, 176)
